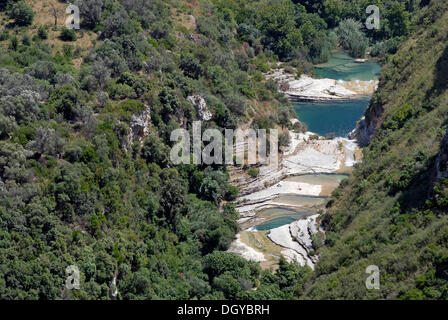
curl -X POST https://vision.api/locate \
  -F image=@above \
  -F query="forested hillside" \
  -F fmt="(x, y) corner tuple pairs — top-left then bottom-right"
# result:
(0, 0), (299, 299)
(302, 0), (448, 299)
(0, 0), (438, 300)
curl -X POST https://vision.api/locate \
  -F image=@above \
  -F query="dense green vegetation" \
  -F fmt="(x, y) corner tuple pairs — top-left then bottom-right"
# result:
(0, 0), (307, 300)
(0, 0), (441, 300)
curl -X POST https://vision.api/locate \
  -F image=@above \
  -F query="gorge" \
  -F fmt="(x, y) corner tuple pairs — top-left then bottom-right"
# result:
(228, 50), (381, 270)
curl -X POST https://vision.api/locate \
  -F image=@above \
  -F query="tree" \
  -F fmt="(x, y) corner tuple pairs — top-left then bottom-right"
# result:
(9, 1), (34, 26)
(27, 127), (65, 157)
(76, 0), (103, 29)
(102, 10), (132, 38)
(0, 90), (41, 125)
(141, 132), (170, 167)
(386, 2), (410, 37)
(180, 54), (202, 79)
(322, 0), (343, 28)
(49, 3), (63, 28)
(278, 107), (291, 129)
(159, 168), (187, 226)
(336, 19), (368, 58)
(257, 0), (301, 59)
(90, 58), (111, 89)
(60, 27), (77, 41)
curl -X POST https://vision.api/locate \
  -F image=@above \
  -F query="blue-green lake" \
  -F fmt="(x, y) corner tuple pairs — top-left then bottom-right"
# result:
(294, 51), (380, 137)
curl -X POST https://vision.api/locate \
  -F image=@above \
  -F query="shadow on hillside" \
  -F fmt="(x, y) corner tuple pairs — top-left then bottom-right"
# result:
(396, 154), (439, 211)
(426, 45), (448, 99)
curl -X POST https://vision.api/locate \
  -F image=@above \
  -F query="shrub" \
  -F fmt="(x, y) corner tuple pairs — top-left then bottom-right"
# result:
(37, 26), (48, 40)
(76, 0), (103, 29)
(225, 185), (239, 201)
(336, 19), (368, 58)
(22, 33), (31, 46)
(9, 1), (34, 26)
(235, 52), (250, 71)
(224, 94), (246, 115)
(9, 36), (18, 51)
(60, 27), (77, 42)
(247, 167), (259, 178)
(180, 54), (202, 79)
(25, 61), (57, 81)
(107, 83), (135, 99)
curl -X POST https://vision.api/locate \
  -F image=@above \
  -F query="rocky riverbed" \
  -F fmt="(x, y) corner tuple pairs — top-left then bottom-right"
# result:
(228, 53), (378, 270)
(264, 68), (378, 102)
(227, 126), (360, 269)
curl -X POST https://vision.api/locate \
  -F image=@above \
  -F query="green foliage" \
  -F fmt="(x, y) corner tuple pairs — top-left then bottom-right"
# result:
(9, 1), (34, 26)
(37, 27), (48, 40)
(0, 0), (433, 301)
(336, 19), (368, 58)
(247, 167), (259, 178)
(60, 27), (77, 42)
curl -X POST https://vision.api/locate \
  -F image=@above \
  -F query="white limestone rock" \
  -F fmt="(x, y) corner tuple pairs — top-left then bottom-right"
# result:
(187, 95), (213, 121)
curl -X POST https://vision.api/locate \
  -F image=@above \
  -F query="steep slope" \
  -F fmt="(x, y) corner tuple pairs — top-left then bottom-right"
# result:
(303, 0), (448, 299)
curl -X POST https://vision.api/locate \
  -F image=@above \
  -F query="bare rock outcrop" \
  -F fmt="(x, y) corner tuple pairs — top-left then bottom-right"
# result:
(267, 214), (321, 268)
(187, 95), (213, 121)
(264, 69), (378, 102)
(127, 104), (151, 148)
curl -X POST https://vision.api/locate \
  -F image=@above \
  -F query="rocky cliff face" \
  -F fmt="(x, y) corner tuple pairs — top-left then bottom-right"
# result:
(127, 104), (151, 149)
(187, 95), (213, 121)
(349, 92), (385, 146)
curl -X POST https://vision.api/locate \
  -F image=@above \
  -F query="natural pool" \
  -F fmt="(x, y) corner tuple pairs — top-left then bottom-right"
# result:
(294, 50), (380, 137)
(251, 195), (328, 231)
(272, 195), (327, 206)
(293, 98), (371, 137)
(314, 50), (381, 81)
(253, 207), (315, 231)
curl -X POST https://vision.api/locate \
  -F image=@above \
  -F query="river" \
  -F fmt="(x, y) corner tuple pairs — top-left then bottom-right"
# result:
(294, 51), (380, 137)
(229, 51), (380, 269)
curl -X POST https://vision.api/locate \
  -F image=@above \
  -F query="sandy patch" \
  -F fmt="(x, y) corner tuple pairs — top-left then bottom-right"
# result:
(227, 233), (266, 263)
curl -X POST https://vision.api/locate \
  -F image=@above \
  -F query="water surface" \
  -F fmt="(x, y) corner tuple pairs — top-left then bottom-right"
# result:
(293, 98), (371, 137)
(314, 50), (381, 81)
(272, 195), (327, 206)
(284, 174), (348, 186)
(294, 51), (380, 137)
(253, 207), (314, 231)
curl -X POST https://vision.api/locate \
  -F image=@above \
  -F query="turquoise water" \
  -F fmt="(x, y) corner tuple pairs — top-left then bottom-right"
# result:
(314, 51), (381, 81)
(254, 207), (314, 231)
(293, 98), (371, 137)
(294, 51), (380, 137)
(255, 215), (305, 231)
